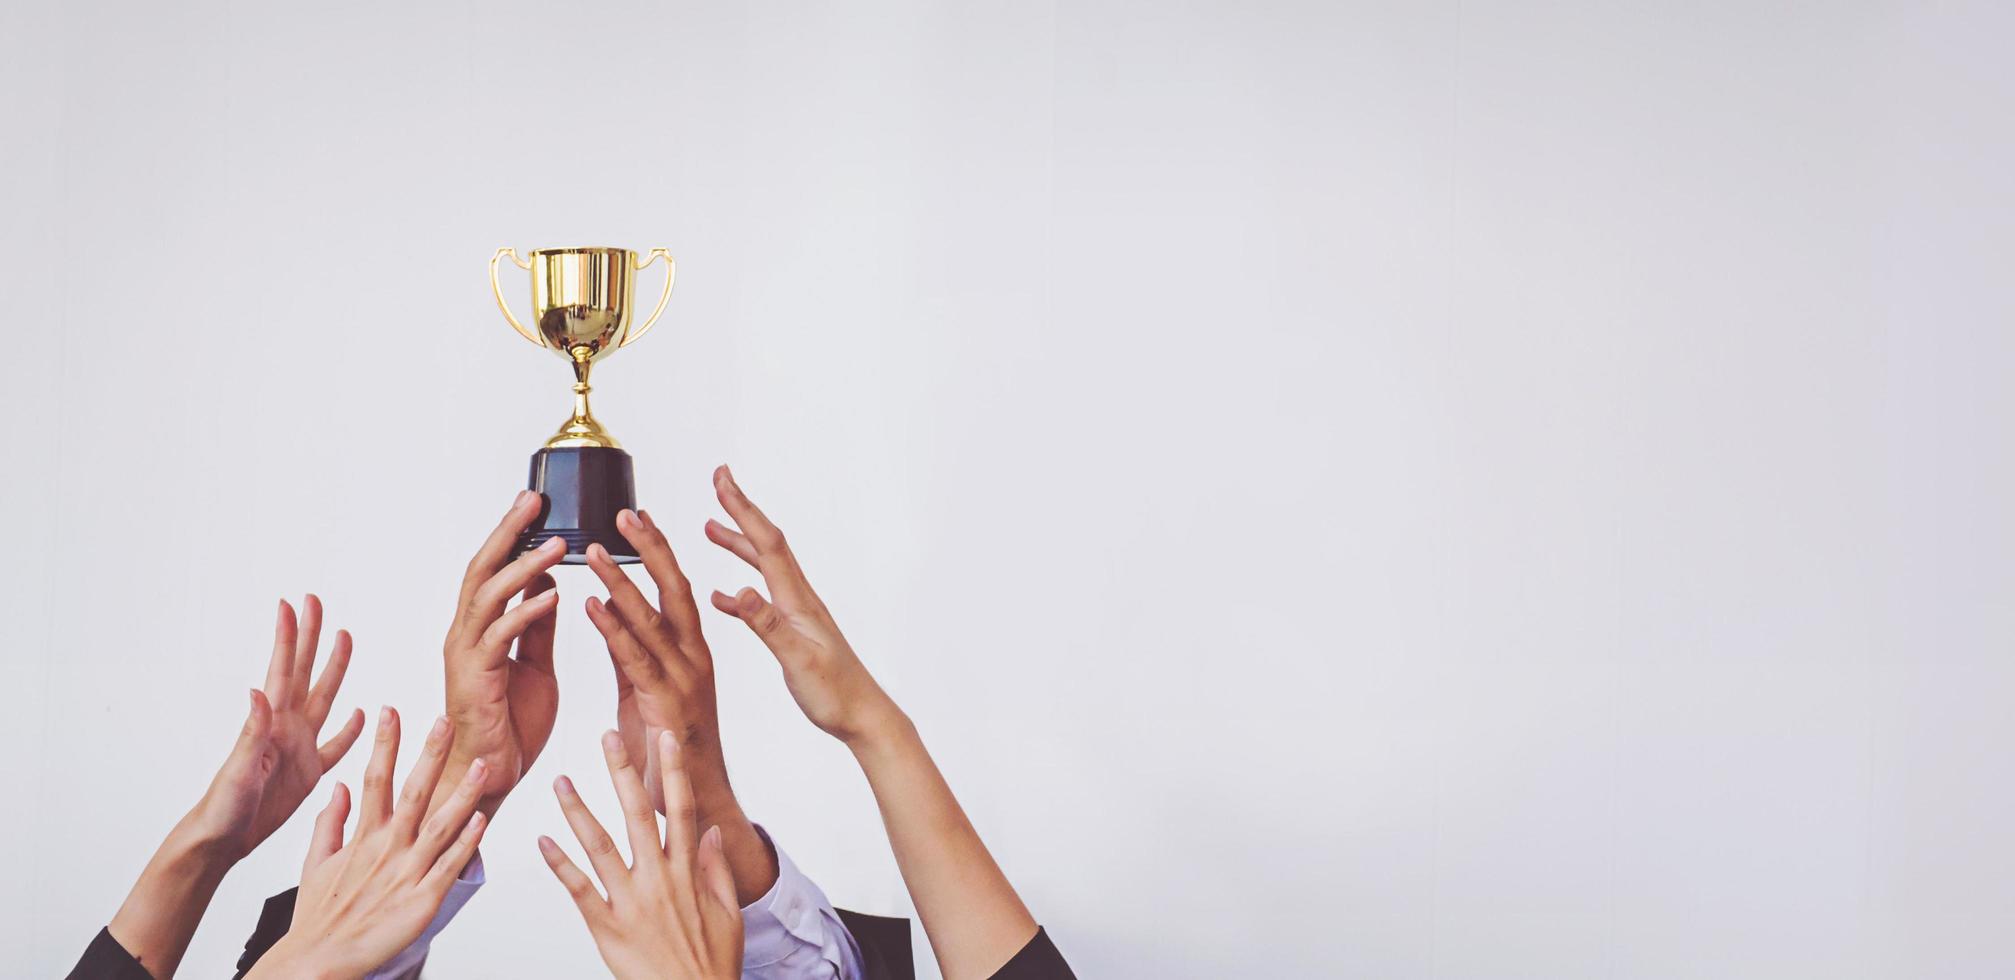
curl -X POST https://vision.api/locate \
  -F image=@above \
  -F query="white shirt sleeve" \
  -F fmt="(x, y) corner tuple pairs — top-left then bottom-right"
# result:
(741, 825), (865, 980)
(360, 851), (486, 980)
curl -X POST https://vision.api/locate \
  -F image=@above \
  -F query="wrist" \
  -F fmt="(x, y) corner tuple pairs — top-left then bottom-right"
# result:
(249, 937), (339, 980)
(162, 811), (246, 878)
(843, 702), (916, 758)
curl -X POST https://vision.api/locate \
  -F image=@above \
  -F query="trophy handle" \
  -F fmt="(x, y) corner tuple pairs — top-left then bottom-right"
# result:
(621, 248), (676, 349)
(490, 247), (545, 348)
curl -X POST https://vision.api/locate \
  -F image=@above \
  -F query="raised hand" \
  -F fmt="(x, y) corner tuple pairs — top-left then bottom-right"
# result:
(704, 465), (898, 744)
(582, 508), (778, 903)
(582, 509), (717, 813)
(103, 596), (366, 978)
(705, 465), (1051, 980)
(438, 491), (565, 815)
(249, 708), (489, 979)
(540, 730), (744, 980)
(192, 595), (369, 859)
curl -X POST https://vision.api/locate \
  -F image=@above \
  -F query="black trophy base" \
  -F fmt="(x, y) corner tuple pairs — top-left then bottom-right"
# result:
(516, 446), (640, 564)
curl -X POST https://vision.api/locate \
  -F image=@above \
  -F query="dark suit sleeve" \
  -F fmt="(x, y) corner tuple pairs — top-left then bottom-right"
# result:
(991, 927), (1076, 980)
(64, 928), (156, 980)
(229, 888), (299, 980)
(835, 908), (916, 980)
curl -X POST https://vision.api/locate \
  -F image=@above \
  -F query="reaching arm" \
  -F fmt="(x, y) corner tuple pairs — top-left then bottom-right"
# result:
(581, 510), (778, 905)
(79, 597), (365, 980)
(704, 466), (1045, 980)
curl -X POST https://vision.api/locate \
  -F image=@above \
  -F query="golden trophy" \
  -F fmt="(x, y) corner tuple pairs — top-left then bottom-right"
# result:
(490, 246), (675, 564)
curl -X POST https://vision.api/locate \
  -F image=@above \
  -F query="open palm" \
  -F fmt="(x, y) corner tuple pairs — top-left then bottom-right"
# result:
(193, 595), (366, 860)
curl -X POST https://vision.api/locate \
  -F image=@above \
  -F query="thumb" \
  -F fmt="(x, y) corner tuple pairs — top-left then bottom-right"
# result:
(710, 588), (785, 644)
(696, 825), (738, 912)
(302, 782), (350, 879)
(221, 689), (275, 777)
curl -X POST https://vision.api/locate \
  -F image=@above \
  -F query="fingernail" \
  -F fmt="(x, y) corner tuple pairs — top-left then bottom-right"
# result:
(379, 706), (393, 727)
(586, 542), (607, 562)
(703, 825), (723, 850)
(537, 835), (557, 852)
(467, 758), (487, 780)
(556, 775), (576, 796)
(616, 509), (638, 529)
(468, 812), (485, 831)
(430, 715), (450, 741)
(515, 490), (536, 508)
(601, 730), (623, 753)
(658, 730), (678, 757)
(540, 535), (567, 553)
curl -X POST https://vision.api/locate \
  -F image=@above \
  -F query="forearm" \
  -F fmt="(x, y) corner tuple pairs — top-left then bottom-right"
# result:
(106, 815), (237, 979)
(690, 762), (780, 905)
(847, 711), (1036, 980)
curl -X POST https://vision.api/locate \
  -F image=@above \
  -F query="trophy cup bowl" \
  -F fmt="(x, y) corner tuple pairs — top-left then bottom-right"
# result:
(491, 246), (676, 564)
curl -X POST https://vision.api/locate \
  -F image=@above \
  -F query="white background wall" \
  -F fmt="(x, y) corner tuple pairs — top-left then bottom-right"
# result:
(2, 1), (2011, 977)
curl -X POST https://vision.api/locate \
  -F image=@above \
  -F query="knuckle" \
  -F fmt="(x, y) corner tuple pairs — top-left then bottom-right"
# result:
(585, 832), (618, 858)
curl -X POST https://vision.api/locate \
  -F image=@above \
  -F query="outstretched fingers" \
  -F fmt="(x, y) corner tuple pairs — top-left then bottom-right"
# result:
(415, 757), (489, 876)
(600, 731), (663, 870)
(554, 774), (627, 887)
(708, 466), (816, 608)
(264, 600), (298, 703)
(658, 730), (698, 883)
(422, 809), (488, 895)
(711, 465), (786, 553)
(476, 587), (562, 663)
(709, 587), (788, 648)
(305, 628), (352, 727)
(303, 782), (350, 879)
(539, 834), (605, 919)
(586, 596), (660, 690)
(291, 594), (323, 702)
(515, 573), (559, 672)
(316, 708), (367, 771)
(359, 707), (401, 833)
(464, 536), (568, 650)
(392, 716), (458, 839)
(703, 518), (758, 568)
(617, 508), (704, 641)
(585, 542), (673, 650)
(458, 492), (545, 609)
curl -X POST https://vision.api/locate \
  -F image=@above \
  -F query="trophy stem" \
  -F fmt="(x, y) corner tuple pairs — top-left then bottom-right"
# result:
(544, 347), (621, 449)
